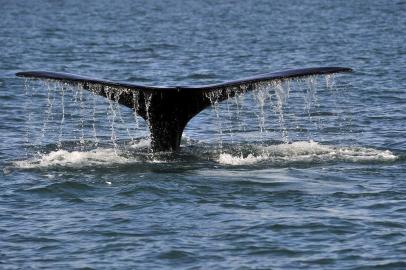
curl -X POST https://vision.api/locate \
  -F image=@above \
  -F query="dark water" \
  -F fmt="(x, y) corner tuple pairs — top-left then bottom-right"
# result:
(1, 0), (406, 269)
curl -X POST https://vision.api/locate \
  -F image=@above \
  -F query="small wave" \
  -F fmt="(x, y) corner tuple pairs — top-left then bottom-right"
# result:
(23, 181), (95, 195)
(218, 141), (398, 165)
(13, 148), (137, 169)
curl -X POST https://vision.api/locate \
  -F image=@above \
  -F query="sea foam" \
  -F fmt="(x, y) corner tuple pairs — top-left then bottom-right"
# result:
(218, 141), (397, 165)
(13, 148), (136, 169)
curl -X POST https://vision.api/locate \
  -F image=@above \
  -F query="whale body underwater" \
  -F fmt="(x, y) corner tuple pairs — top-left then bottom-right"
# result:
(16, 67), (352, 152)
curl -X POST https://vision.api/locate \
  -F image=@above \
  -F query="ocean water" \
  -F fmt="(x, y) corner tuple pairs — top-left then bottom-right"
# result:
(1, 0), (406, 269)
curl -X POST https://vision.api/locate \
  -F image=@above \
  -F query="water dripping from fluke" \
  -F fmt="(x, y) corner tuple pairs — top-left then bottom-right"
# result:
(9, 66), (402, 172)
(16, 67), (353, 155)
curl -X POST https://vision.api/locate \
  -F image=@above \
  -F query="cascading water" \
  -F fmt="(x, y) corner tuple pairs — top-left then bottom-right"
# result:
(202, 75), (397, 165)
(57, 83), (65, 148)
(205, 76), (323, 146)
(91, 90), (99, 147)
(207, 91), (224, 149)
(40, 81), (56, 145)
(105, 86), (119, 153)
(13, 74), (397, 169)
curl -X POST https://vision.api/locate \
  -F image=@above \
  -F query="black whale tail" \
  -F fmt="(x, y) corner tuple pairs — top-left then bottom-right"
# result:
(16, 67), (352, 152)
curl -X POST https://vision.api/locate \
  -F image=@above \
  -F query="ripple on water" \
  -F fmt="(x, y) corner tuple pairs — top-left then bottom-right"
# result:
(22, 181), (95, 193)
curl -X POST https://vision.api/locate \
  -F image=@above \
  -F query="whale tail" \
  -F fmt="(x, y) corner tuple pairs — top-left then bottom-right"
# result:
(16, 67), (352, 152)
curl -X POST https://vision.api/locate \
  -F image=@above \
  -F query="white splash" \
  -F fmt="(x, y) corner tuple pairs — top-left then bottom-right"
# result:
(13, 148), (137, 169)
(217, 141), (398, 165)
(129, 138), (151, 149)
(218, 153), (267, 165)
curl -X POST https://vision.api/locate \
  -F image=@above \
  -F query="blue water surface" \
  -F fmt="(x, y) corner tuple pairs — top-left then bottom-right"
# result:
(1, 0), (405, 269)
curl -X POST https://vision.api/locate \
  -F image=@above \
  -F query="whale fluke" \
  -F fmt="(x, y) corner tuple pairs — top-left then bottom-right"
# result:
(16, 67), (352, 152)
